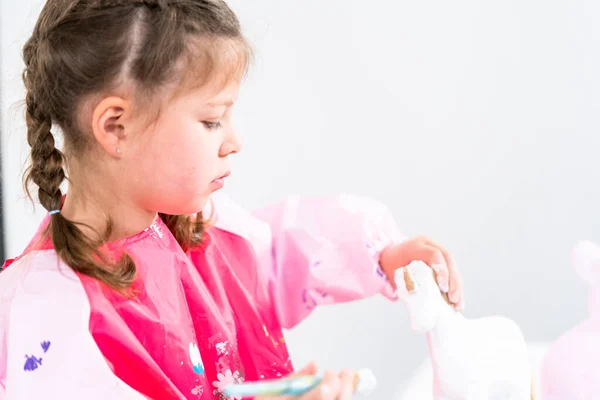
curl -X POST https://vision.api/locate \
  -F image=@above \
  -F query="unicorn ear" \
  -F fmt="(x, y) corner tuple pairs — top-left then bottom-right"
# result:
(394, 267), (408, 296)
(404, 268), (417, 293)
(573, 240), (600, 286)
(394, 267), (417, 296)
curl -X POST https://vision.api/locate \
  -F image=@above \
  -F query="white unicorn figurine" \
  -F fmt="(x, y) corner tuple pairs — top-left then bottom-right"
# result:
(394, 261), (534, 400)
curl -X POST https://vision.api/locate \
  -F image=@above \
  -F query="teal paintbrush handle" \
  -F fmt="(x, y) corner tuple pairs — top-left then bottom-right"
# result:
(222, 375), (322, 398)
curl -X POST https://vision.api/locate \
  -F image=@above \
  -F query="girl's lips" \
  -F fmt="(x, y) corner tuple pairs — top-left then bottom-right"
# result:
(211, 171), (230, 190)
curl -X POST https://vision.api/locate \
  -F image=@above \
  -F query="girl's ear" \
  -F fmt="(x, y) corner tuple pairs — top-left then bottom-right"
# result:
(91, 96), (130, 158)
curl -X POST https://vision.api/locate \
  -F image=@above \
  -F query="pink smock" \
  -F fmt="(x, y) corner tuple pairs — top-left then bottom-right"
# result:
(0, 193), (402, 399)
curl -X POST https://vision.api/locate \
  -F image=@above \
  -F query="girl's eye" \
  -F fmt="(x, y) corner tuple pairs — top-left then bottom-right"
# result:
(202, 121), (222, 130)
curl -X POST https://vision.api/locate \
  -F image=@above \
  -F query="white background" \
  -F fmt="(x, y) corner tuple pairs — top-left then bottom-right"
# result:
(3, 1), (600, 397)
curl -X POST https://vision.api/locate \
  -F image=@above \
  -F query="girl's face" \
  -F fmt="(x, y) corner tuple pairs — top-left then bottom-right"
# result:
(121, 79), (242, 216)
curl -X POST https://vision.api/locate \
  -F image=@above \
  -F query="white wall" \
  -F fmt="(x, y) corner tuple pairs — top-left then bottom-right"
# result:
(1, 0), (48, 257)
(3, 0), (600, 397)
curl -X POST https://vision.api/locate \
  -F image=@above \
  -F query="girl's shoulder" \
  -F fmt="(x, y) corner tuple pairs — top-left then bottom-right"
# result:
(0, 251), (92, 393)
(0, 251), (144, 399)
(0, 250), (87, 305)
(0, 250), (91, 339)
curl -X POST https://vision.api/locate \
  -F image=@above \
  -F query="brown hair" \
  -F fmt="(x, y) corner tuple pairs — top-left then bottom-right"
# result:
(22, 0), (250, 291)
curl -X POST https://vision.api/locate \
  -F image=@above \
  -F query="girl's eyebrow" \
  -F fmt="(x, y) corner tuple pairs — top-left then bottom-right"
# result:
(207, 100), (234, 107)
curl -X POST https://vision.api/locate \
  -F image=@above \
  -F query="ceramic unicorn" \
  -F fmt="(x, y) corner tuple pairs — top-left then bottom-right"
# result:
(394, 261), (534, 400)
(540, 240), (600, 399)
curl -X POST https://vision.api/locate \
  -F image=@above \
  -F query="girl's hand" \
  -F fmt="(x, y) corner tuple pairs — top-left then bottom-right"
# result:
(255, 362), (356, 400)
(380, 236), (464, 311)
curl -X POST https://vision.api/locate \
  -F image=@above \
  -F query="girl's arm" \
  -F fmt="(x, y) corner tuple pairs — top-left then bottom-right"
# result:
(253, 194), (403, 329)
(211, 193), (403, 330)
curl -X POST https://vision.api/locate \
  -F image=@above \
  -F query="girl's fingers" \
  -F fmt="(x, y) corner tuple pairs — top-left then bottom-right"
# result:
(337, 370), (355, 400)
(303, 370), (340, 400)
(423, 238), (463, 308)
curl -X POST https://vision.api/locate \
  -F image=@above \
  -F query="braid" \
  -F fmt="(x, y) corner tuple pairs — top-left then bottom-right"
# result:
(23, 61), (136, 292)
(22, 39), (64, 212)
(25, 96), (65, 213)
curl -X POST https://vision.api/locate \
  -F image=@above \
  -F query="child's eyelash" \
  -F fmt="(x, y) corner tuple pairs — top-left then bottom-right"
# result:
(202, 121), (222, 130)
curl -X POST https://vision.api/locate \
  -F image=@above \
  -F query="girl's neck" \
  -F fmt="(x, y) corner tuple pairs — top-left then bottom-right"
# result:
(61, 183), (157, 243)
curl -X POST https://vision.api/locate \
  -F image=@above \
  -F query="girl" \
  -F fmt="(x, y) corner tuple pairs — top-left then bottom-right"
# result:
(0, 1), (463, 399)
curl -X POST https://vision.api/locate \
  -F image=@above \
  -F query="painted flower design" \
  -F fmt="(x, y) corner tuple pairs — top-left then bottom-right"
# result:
(215, 341), (229, 356)
(189, 343), (205, 375)
(41, 341), (51, 353)
(191, 385), (204, 397)
(212, 369), (242, 400)
(23, 341), (51, 372)
(23, 355), (42, 371)
(145, 219), (164, 239)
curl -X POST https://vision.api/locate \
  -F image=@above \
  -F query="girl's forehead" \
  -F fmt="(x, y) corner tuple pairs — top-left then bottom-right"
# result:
(175, 75), (241, 106)
(175, 38), (250, 97)
(205, 83), (240, 107)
